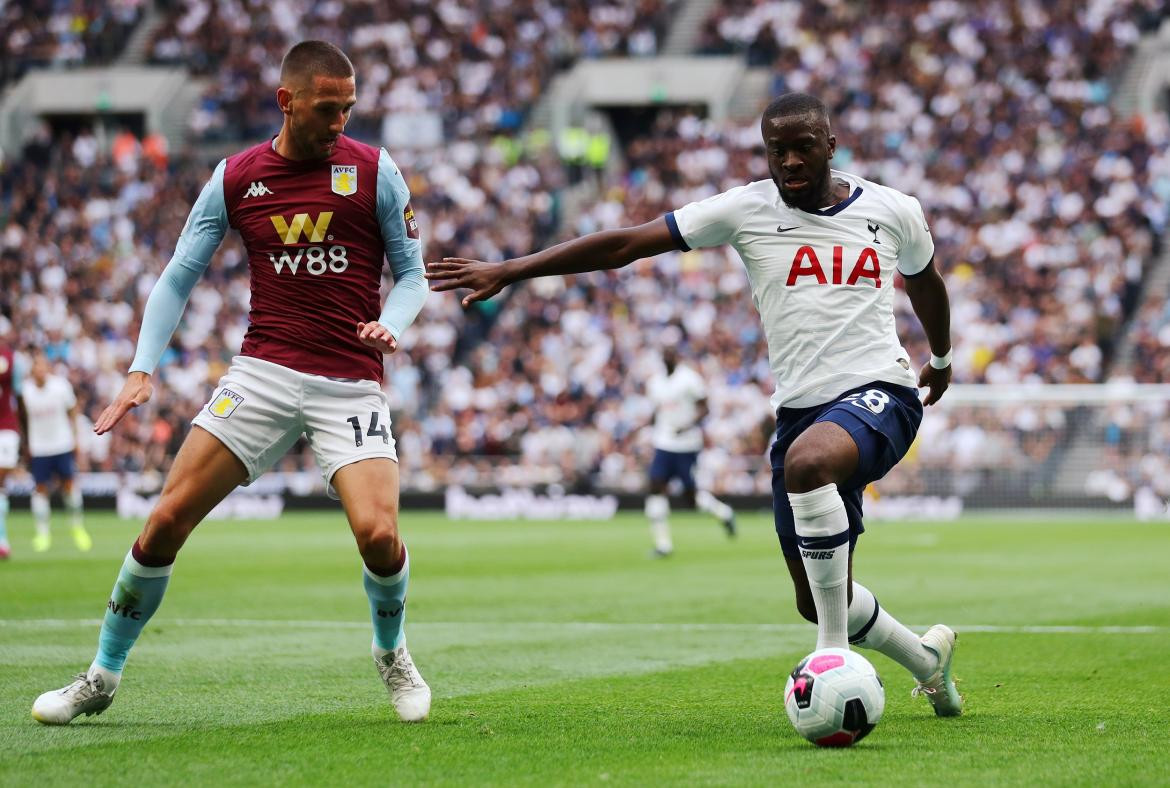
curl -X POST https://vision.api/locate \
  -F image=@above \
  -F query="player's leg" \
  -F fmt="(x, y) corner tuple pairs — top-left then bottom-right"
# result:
(0, 431), (15, 557)
(786, 386), (961, 714)
(783, 420), (859, 649)
(305, 375), (428, 722)
(29, 457), (52, 552)
(684, 452), (736, 537)
(60, 452), (91, 552)
(646, 450), (673, 557)
(0, 468), (10, 559)
(32, 427), (248, 724)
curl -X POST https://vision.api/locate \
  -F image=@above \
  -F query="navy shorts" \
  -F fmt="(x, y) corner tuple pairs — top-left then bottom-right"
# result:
(771, 383), (922, 559)
(649, 449), (699, 490)
(30, 451), (76, 486)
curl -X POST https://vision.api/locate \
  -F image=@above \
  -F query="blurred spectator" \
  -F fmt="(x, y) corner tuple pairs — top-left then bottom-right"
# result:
(0, 0), (144, 86)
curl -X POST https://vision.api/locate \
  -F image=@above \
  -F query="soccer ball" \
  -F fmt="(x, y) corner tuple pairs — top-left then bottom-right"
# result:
(784, 647), (885, 747)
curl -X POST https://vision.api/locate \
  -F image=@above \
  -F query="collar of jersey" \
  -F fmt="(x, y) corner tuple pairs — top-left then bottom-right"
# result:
(777, 171), (865, 217)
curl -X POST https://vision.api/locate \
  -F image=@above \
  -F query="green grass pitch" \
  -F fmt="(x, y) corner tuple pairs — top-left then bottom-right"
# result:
(1, 510), (1168, 786)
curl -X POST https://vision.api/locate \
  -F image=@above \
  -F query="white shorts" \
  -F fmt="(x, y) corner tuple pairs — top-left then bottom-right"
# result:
(192, 356), (398, 497)
(0, 429), (18, 469)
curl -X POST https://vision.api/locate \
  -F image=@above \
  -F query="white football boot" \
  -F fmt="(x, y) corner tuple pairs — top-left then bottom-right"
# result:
(912, 624), (963, 716)
(32, 672), (116, 725)
(374, 645), (431, 722)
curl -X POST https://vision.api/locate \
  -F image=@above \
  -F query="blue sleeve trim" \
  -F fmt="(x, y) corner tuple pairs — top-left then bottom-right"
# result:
(129, 160), (227, 374)
(901, 257), (935, 279)
(375, 148), (427, 340)
(664, 212), (690, 251)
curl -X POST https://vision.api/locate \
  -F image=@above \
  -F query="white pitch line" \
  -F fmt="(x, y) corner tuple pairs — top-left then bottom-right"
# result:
(0, 619), (1162, 634)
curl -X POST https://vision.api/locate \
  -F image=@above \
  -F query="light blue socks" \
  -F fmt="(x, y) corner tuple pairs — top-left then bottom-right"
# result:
(364, 546), (410, 655)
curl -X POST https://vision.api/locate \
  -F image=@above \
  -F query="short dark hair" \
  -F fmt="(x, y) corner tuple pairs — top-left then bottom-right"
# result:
(280, 40), (354, 89)
(761, 92), (829, 128)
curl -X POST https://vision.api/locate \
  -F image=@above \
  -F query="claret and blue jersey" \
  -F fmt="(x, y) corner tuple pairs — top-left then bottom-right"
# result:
(131, 134), (427, 383)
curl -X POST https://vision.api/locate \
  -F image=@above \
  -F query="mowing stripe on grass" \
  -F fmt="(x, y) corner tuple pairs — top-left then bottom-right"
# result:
(0, 619), (1162, 634)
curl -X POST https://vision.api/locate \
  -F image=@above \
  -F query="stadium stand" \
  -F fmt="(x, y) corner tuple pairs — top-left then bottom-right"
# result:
(1, 0), (1168, 506)
(0, 0), (145, 86)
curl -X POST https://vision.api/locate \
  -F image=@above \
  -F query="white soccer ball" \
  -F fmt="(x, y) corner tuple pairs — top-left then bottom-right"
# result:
(784, 647), (885, 747)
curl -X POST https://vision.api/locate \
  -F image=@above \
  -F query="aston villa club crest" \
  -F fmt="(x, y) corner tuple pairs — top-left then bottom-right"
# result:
(331, 165), (357, 196)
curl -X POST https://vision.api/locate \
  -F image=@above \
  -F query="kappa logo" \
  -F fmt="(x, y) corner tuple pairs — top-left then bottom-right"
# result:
(332, 165), (357, 196)
(243, 181), (274, 199)
(208, 388), (244, 419)
(270, 212), (333, 244)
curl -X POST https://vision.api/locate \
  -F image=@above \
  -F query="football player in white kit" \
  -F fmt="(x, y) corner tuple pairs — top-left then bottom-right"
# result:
(20, 353), (91, 553)
(428, 93), (961, 717)
(645, 343), (736, 557)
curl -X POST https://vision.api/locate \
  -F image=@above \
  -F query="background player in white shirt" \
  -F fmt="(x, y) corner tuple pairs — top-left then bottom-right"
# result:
(645, 343), (736, 557)
(428, 92), (961, 717)
(20, 353), (91, 552)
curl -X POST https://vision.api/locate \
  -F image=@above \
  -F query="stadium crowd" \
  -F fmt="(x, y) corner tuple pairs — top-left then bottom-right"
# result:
(147, 0), (676, 142)
(1, 0), (1168, 501)
(0, 0), (144, 87)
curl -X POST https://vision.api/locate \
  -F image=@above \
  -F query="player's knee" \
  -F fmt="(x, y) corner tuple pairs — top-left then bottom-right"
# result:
(784, 445), (837, 493)
(354, 519), (401, 563)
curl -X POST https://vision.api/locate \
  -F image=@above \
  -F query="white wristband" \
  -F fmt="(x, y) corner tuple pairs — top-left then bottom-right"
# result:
(929, 350), (952, 369)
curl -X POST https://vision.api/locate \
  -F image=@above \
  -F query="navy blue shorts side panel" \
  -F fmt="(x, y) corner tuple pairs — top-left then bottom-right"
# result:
(771, 383), (922, 558)
(649, 449), (698, 490)
(30, 451), (76, 485)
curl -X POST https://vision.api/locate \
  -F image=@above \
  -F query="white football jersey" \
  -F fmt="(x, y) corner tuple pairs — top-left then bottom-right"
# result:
(648, 363), (706, 453)
(669, 169), (934, 409)
(21, 374), (77, 457)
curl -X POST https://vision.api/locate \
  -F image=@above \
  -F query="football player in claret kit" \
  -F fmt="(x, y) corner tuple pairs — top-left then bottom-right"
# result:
(32, 41), (431, 724)
(429, 92), (962, 716)
(644, 343), (736, 558)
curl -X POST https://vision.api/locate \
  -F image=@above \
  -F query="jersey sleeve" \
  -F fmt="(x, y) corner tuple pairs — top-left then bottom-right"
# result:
(375, 148), (427, 340)
(60, 378), (77, 410)
(895, 196), (935, 277)
(129, 159), (228, 374)
(667, 188), (745, 251)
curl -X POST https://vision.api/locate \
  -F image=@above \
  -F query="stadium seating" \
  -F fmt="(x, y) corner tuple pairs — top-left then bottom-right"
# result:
(1, 0), (1167, 499)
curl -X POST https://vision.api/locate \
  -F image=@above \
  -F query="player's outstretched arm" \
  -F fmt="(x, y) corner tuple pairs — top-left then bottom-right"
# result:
(426, 218), (680, 307)
(903, 259), (952, 406)
(100, 160), (226, 434)
(94, 372), (154, 435)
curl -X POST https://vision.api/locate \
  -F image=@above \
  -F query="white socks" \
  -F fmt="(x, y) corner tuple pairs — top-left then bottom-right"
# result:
(847, 581), (938, 680)
(645, 494), (672, 553)
(31, 491), (50, 537)
(66, 485), (84, 528)
(788, 483), (850, 649)
(695, 489), (733, 522)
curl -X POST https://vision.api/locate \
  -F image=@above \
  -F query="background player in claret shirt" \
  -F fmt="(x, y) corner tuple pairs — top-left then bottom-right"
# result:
(644, 342), (736, 558)
(32, 41), (431, 725)
(0, 338), (21, 559)
(20, 353), (91, 554)
(428, 92), (962, 717)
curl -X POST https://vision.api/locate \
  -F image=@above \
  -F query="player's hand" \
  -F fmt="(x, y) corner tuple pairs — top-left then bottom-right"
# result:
(94, 371), (153, 435)
(425, 257), (509, 307)
(357, 321), (398, 354)
(918, 362), (951, 407)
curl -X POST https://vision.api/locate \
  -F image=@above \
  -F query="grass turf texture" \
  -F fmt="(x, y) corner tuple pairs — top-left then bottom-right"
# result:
(1, 511), (1167, 786)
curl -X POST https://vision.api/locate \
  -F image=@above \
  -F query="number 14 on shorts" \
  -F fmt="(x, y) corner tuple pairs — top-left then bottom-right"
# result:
(346, 411), (390, 447)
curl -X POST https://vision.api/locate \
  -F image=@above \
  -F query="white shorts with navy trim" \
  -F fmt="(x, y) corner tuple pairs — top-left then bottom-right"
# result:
(192, 356), (397, 497)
